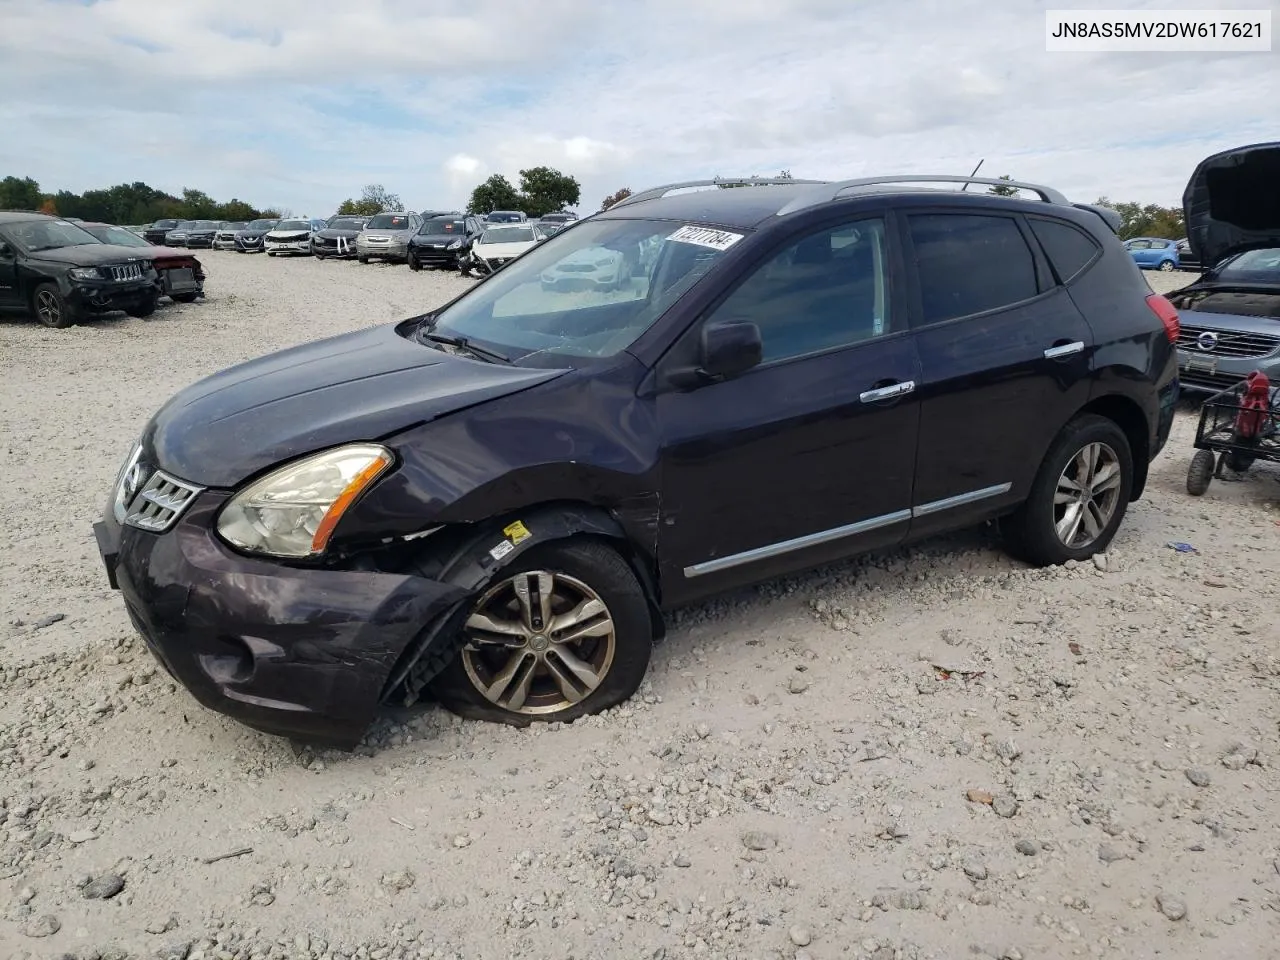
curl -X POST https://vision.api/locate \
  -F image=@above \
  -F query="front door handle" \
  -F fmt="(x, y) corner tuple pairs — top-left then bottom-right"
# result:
(1044, 340), (1085, 360)
(860, 380), (916, 403)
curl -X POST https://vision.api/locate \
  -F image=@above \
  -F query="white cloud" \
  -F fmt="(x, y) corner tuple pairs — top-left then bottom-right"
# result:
(1, 0), (1276, 216)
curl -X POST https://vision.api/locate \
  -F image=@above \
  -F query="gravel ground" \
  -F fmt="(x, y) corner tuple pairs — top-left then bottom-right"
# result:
(3, 257), (1279, 960)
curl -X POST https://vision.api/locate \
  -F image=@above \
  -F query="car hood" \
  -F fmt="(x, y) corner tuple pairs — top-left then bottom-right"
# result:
(28, 244), (158, 267)
(362, 230), (412, 241)
(142, 322), (567, 488)
(237, 230), (270, 238)
(475, 241), (535, 259)
(1183, 142), (1280, 269)
(266, 230), (310, 239)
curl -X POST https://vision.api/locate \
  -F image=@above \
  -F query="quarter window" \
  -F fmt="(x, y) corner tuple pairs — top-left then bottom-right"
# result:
(703, 218), (893, 363)
(1028, 218), (1101, 284)
(908, 214), (1038, 324)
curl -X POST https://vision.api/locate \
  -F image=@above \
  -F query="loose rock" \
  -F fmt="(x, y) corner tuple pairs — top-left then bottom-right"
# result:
(1157, 893), (1188, 921)
(1186, 768), (1212, 788)
(992, 796), (1019, 818)
(82, 873), (126, 900)
(22, 914), (61, 937)
(789, 925), (812, 947)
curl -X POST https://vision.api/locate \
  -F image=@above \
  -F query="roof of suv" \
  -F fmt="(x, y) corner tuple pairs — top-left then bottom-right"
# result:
(593, 175), (1119, 234)
(0, 210), (55, 225)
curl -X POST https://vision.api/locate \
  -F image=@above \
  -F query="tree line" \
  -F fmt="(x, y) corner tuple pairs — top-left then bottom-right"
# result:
(0, 175), (282, 225)
(466, 167), (582, 218)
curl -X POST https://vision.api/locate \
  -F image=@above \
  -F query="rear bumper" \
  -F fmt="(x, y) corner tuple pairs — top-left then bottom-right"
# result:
(93, 495), (467, 747)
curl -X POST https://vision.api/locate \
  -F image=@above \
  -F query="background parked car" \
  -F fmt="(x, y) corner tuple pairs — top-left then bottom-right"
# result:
(538, 211), (579, 227)
(235, 218), (280, 253)
(484, 210), (527, 223)
(356, 212), (422, 263)
(312, 215), (369, 259)
(1168, 141), (1280, 394)
(407, 214), (485, 271)
(462, 222), (545, 276)
(540, 242), (629, 291)
(534, 218), (566, 236)
(79, 221), (205, 303)
(265, 218), (326, 256)
(213, 221), (246, 250)
(0, 212), (160, 327)
(143, 219), (180, 245)
(1175, 238), (1202, 272)
(1124, 237), (1180, 271)
(183, 220), (220, 249)
(164, 220), (196, 247)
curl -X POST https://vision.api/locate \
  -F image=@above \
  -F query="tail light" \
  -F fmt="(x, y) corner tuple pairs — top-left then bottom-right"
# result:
(1146, 292), (1180, 343)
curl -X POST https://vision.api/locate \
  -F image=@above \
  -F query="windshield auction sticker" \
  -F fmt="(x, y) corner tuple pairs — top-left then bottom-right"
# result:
(667, 225), (745, 251)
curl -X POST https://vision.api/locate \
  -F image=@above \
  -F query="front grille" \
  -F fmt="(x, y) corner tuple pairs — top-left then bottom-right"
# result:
(1180, 370), (1248, 393)
(122, 469), (204, 533)
(108, 263), (144, 282)
(1178, 324), (1280, 359)
(557, 263), (596, 273)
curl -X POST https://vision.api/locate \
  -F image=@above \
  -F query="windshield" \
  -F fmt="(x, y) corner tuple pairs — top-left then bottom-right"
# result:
(487, 212), (522, 222)
(6, 219), (104, 253)
(189, 220), (218, 230)
(174, 221), (195, 230)
(367, 213), (411, 230)
(245, 219), (276, 231)
(153, 219), (179, 229)
(276, 220), (310, 231)
(1214, 247), (1280, 284)
(420, 219), (467, 235)
(326, 217), (366, 231)
(430, 218), (739, 362)
(481, 226), (537, 244)
(221, 221), (246, 231)
(84, 225), (149, 247)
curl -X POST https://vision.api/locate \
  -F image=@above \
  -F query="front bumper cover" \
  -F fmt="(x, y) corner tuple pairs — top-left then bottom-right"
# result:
(69, 278), (157, 312)
(93, 494), (467, 747)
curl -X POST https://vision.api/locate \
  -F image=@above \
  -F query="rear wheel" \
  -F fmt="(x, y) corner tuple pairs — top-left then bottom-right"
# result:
(1186, 449), (1215, 495)
(1159, 260), (1175, 272)
(1003, 414), (1133, 566)
(408, 253), (422, 271)
(31, 283), (76, 328)
(171, 292), (198, 304)
(358, 255), (369, 264)
(429, 540), (653, 726)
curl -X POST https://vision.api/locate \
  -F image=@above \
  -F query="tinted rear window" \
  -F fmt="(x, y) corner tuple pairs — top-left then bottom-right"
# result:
(1029, 218), (1101, 284)
(908, 214), (1038, 324)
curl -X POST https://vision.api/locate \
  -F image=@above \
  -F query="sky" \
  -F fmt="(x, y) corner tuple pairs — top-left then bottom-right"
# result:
(0, 0), (1276, 218)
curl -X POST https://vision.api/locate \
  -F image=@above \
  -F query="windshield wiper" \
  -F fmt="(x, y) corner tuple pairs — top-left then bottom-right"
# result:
(417, 326), (510, 364)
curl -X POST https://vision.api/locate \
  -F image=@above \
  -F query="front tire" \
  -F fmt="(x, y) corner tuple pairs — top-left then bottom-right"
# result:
(171, 292), (198, 304)
(126, 296), (157, 318)
(31, 283), (76, 328)
(408, 253), (422, 272)
(1159, 260), (1175, 272)
(1186, 449), (1215, 496)
(1003, 414), (1133, 566)
(429, 540), (653, 726)
(358, 255), (369, 264)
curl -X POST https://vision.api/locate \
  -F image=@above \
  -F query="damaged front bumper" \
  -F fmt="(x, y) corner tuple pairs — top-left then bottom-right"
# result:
(93, 495), (467, 748)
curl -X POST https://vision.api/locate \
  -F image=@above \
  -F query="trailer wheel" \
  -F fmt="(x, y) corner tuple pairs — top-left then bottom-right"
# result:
(1186, 449), (1215, 496)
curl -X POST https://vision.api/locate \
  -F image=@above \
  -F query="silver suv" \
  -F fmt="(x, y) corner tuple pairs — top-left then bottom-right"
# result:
(356, 212), (422, 264)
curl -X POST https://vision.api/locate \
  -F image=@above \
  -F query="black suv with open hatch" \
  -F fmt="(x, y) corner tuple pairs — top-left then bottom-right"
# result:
(93, 175), (1180, 746)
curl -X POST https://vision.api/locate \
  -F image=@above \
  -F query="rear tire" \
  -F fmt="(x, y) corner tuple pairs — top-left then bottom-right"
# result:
(31, 283), (76, 328)
(1003, 414), (1133, 566)
(1186, 449), (1214, 496)
(171, 292), (198, 304)
(126, 296), (157, 318)
(1159, 260), (1175, 272)
(429, 539), (653, 726)
(408, 253), (421, 271)
(358, 255), (369, 264)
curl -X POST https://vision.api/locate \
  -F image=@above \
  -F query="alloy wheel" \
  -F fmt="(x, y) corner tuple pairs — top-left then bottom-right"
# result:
(1053, 441), (1122, 549)
(461, 570), (616, 715)
(35, 290), (62, 326)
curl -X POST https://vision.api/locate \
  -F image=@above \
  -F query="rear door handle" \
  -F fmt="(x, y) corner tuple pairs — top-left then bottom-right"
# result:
(860, 380), (916, 403)
(1044, 341), (1085, 360)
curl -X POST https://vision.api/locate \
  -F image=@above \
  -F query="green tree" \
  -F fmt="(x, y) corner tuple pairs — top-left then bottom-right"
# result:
(336, 184), (403, 216)
(467, 174), (522, 215)
(180, 188), (218, 219)
(516, 166), (581, 217)
(1093, 197), (1185, 240)
(601, 187), (632, 211)
(216, 198), (258, 222)
(0, 176), (43, 210)
(988, 174), (1019, 197)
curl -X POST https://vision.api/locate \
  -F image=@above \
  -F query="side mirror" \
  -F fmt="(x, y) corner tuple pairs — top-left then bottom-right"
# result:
(667, 318), (763, 389)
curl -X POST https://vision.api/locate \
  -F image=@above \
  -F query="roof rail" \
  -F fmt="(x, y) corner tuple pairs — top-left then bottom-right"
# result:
(775, 175), (1069, 216)
(608, 177), (828, 211)
(1072, 202), (1121, 234)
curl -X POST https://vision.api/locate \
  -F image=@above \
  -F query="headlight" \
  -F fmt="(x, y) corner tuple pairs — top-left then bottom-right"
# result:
(447, 239), (462, 249)
(69, 267), (100, 280)
(216, 444), (394, 558)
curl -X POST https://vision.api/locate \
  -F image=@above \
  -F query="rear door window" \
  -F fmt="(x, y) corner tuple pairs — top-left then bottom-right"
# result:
(907, 214), (1039, 325)
(1028, 217), (1102, 284)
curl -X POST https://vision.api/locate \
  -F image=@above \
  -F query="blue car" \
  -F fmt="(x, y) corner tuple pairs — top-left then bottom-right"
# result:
(1124, 236), (1180, 271)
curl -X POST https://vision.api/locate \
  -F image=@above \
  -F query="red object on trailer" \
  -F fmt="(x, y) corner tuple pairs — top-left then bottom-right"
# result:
(1234, 371), (1271, 440)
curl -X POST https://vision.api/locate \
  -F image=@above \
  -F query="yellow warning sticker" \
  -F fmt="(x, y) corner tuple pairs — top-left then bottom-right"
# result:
(503, 520), (531, 544)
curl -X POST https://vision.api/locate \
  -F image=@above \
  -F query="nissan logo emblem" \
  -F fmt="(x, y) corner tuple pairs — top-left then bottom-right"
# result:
(122, 462), (147, 505)
(1196, 331), (1219, 352)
